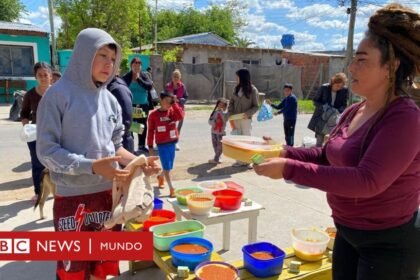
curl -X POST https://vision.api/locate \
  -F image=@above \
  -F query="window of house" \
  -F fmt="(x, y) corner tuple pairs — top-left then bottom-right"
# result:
(242, 59), (260, 65)
(0, 45), (34, 76)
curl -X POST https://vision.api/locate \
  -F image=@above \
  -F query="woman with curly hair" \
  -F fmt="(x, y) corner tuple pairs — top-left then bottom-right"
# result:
(254, 4), (420, 279)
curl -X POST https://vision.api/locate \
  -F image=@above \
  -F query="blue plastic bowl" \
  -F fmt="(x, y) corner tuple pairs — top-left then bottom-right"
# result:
(153, 198), (163, 210)
(242, 242), (286, 277)
(169, 237), (213, 270)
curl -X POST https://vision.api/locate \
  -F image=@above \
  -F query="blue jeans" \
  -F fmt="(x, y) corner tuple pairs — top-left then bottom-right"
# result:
(27, 141), (44, 195)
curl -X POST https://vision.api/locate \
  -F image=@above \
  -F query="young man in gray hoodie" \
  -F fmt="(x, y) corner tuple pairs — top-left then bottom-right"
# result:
(36, 28), (160, 280)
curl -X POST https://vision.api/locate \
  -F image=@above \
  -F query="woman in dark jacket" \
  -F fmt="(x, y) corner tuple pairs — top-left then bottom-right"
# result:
(308, 72), (349, 146)
(21, 62), (52, 201)
(122, 58), (153, 154)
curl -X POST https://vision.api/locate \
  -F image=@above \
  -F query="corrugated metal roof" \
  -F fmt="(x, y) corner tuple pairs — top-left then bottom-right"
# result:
(0, 21), (48, 34)
(160, 32), (230, 46)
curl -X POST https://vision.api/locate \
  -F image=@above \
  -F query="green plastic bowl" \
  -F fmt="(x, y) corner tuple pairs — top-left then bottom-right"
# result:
(150, 220), (206, 251)
(175, 187), (203, 205)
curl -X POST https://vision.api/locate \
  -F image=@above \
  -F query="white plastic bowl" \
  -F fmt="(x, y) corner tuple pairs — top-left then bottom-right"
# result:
(291, 228), (329, 262)
(186, 193), (215, 216)
(198, 181), (227, 193)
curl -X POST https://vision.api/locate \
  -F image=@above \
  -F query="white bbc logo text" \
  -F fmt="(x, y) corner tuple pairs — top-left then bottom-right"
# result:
(0, 238), (30, 254)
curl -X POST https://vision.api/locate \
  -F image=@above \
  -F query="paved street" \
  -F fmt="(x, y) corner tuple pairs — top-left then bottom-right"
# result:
(0, 104), (333, 279)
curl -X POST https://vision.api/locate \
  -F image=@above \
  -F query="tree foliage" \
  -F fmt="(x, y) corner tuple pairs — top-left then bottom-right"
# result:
(54, 0), (246, 53)
(54, 0), (150, 51)
(0, 0), (26, 22)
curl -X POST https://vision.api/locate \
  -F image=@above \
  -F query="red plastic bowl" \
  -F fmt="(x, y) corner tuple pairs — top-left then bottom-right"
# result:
(212, 189), (243, 210)
(143, 209), (176, 231)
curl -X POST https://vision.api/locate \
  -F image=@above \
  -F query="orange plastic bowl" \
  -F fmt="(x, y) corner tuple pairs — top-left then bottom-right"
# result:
(143, 209), (176, 231)
(212, 189), (243, 210)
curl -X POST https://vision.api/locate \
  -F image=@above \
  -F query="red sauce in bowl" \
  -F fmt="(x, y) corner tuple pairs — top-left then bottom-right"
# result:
(172, 244), (209, 254)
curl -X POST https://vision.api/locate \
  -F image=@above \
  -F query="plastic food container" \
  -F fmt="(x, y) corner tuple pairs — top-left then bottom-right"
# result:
(291, 228), (329, 262)
(143, 209), (176, 231)
(195, 261), (239, 280)
(186, 193), (215, 216)
(175, 187), (203, 205)
(153, 198), (163, 210)
(150, 220), (206, 251)
(198, 181), (227, 193)
(212, 189), (243, 210)
(242, 242), (285, 277)
(224, 181), (245, 194)
(169, 237), (213, 270)
(221, 135), (282, 163)
(325, 227), (337, 250)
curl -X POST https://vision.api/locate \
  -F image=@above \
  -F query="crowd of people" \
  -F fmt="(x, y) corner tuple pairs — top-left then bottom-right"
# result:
(16, 3), (419, 280)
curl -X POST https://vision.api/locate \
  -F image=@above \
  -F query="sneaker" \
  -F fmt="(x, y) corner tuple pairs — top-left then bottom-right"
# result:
(208, 159), (217, 164)
(176, 144), (180, 151)
(247, 163), (254, 169)
(232, 161), (247, 167)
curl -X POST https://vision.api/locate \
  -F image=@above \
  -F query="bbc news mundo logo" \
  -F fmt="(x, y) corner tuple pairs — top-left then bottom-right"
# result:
(0, 239), (30, 254)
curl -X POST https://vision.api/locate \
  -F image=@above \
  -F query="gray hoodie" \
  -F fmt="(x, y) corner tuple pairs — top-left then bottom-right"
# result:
(36, 28), (123, 197)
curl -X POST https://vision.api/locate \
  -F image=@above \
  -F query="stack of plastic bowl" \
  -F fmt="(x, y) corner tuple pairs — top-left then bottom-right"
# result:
(242, 242), (286, 277)
(186, 193), (215, 216)
(198, 181), (227, 193)
(291, 228), (330, 262)
(175, 187), (203, 205)
(195, 261), (239, 280)
(221, 135), (282, 163)
(143, 209), (176, 231)
(169, 237), (213, 270)
(150, 220), (206, 251)
(213, 189), (243, 210)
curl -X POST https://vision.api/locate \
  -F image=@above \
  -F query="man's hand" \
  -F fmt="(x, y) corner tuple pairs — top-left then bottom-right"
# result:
(253, 157), (287, 179)
(92, 156), (130, 182)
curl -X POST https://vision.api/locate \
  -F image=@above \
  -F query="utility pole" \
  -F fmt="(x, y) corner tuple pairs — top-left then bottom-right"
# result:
(154, 0), (158, 54)
(48, 0), (58, 70)
(345, 0), (357, 104)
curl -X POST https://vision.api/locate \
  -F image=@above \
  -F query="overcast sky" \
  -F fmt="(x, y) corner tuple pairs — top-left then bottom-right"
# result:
(19, 0), (420, 51)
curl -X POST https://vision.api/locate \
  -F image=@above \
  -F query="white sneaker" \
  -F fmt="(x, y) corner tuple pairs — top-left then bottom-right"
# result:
(176, 144), (180, 151)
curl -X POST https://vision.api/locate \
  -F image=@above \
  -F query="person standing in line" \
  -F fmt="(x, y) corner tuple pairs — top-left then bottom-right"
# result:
(122, 58), (153, 154)
(165, 69), (188, 150)
(208, 98), (229, 164)
(308, 73), (349, 146)
(267, 83), (298, 146)
(52, 70), (62, 83)
(227, 68), (259, 167)
(36, 28), (161, 280)
(107, 74), (134, 153)
(21, 62), (52, 201)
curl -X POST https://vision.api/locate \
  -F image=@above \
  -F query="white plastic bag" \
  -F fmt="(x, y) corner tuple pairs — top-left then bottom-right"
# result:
(257, 101), (273, 122)
(150, 88), (159, 101)
(20, 124), (37, 142)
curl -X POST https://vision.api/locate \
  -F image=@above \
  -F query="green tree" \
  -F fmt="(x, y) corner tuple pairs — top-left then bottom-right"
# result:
(55, 0), (150, 52)
(233, 37), (255, 48)
(0, 0), (26, 22)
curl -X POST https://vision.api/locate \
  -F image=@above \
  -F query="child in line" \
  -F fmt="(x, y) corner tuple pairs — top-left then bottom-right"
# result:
(267, 83), (298, 146)
(36, 28), (160, 280)
(208, 98), (228, 164)
(147, 91), (184, 197)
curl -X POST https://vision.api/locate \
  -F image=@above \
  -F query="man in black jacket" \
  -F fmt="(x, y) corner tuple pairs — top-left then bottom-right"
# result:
(107, 76), (134, 153)
(308, 72), (349, 146)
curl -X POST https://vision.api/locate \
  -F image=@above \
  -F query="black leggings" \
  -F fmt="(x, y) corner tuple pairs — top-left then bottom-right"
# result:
(333, 212), (420, 280)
